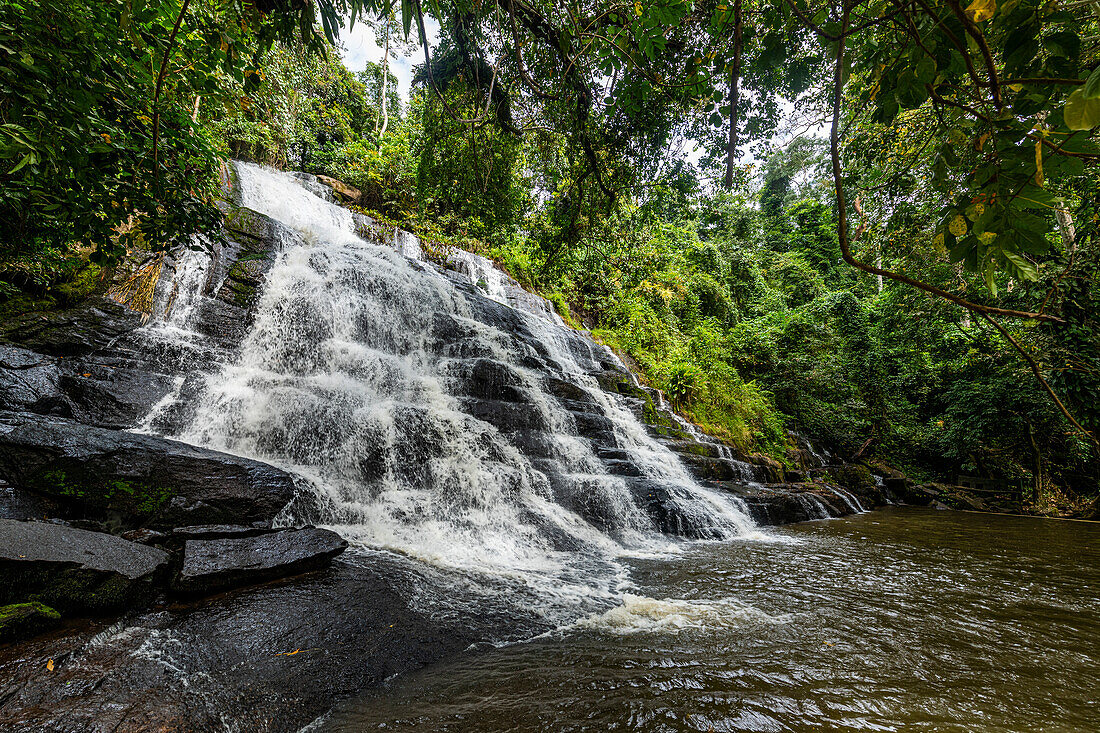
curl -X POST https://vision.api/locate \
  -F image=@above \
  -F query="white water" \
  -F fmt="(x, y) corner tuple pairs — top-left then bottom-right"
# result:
(826, 485), (866, 513)
(150, 162), (760, 627)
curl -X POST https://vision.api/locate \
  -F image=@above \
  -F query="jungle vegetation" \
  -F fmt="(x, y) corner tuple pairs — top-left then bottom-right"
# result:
(1, 0), (1098, 511)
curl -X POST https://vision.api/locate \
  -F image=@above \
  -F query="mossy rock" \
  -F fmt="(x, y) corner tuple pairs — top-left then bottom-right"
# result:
(0, 602), (61, 643)
(32, 468), (175, 520)
(53, 264), (105, 305)
(830, 464), (875, 493)
(9, 566), (141, 614)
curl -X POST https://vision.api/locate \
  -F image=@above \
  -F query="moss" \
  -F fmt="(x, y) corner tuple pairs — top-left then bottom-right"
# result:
(0, 602), (62, 643)
(671, 442), (718, 458)
(0, 291), (59, 321)
(53, 263), (104, 304)
(32, 468), (175, 520)
(830, 464), (875, 493)
(4, 565), (146, 614)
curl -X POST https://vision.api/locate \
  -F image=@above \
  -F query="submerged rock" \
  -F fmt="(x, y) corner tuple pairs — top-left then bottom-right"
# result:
(0, 519), (169, 613)
(0, 413), (296, 529)
(172, 527), (348, 595)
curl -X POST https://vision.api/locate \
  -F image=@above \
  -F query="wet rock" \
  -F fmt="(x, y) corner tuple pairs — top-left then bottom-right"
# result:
(544, 375), (596, 404)
(677, 453), (747, 482)
(0, 519), (169, 613)
(746, 453), (785, 484)
(0, 346), (67, 416)
(0, 413), (296, 529)
(171, 524), (276, 541)
(190, 297), (251, 348)
(443, 358), (529, 402)
(0, 558), (491, 733)
(0, 346), (174, 430)
(830, 464), (875, 493)
(172, 527), (348, 595)
(0, 601), (61, 643)
(57, 359), (174, 429)
(0, 479), (66, 521)
(458, 398), (549, 433)
(0, 297), (144, 357)
(119, 528), (169, 545)
(217, 207), (289, 311)
(735, 489), (843, 525)
(626, 478), (725, 539)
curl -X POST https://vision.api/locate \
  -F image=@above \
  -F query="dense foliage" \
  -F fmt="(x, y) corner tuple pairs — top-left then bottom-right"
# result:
(1, 0), (1097, 511)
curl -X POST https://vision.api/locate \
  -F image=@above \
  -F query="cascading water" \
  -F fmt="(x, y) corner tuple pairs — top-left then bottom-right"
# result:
(147, 162), (761, 627)
(826, 485), (866, 513)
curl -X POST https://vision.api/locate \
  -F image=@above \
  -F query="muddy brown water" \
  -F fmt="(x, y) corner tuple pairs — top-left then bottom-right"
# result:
(320, 507), (1100, 732)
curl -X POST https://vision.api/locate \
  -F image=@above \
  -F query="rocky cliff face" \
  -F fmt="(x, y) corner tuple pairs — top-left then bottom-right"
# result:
(0, 162), (903, 732)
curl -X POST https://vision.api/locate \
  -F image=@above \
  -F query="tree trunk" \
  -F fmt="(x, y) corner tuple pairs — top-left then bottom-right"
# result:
(1027, 422), (1043, 503)
(723, 0), (742, 191)
(379, 23), (391, 144)
(1055, 205), (1076, 251)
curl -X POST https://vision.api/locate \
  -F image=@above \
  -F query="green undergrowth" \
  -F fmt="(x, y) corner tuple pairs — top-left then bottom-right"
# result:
(355, 204), (792, 462)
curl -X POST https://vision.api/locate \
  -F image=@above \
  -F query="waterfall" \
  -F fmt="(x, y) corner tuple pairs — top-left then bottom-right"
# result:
(148, 162), (758, 624)
(826, 485), (866, 513)
(795, 493), (831, 520)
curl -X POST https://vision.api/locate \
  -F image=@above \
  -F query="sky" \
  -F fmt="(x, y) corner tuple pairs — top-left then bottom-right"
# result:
(338, 17), (439, 102)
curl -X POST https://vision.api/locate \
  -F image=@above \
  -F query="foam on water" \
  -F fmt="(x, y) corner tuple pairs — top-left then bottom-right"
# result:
(571, 593), (792, 635)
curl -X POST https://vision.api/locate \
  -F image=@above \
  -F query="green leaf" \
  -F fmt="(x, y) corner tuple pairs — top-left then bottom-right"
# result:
(6, 152), (34, 174)
(1003, 250), (1038, 280)
(1083, 65), (1100, 100)
(1064, 89), (1100, 130)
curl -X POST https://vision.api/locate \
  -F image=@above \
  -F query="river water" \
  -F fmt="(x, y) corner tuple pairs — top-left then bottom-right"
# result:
(322, 508), (1100, 732)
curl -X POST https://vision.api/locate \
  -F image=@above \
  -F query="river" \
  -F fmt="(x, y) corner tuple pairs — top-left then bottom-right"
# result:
(321, 508), (1100, 732)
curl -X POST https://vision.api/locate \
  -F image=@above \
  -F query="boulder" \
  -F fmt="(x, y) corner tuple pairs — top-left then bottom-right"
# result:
(0, 297), (144, 357)
(0, 413), (297, 529)
(218, 208), (284, 308)
(57, 359), (174, 429)
(0, 346), (174, 430)
(0, 602), (61, 643)
(625, 478), (726, 539)
(172, 527), (348, 595)
(316, 174), (362, 203)
(0, 519), (169, 613)
(735, 490), (842, 525)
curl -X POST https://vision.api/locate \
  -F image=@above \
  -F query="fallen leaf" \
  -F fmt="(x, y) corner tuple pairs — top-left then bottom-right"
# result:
(46, 659), (54, 672)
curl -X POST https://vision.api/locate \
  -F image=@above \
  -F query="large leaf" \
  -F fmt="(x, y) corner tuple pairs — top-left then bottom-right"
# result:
(1083, 65), (1100, 100)
(1064, 89), (1100, 130)
(966, 0), (996, 23)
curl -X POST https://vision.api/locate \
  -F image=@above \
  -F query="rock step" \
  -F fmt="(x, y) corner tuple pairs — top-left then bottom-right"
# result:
(172, 527), (348, 595)
(0, 518), (169, 613)
(677, 453), (757, 482)
(0, 413), (296, 530)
